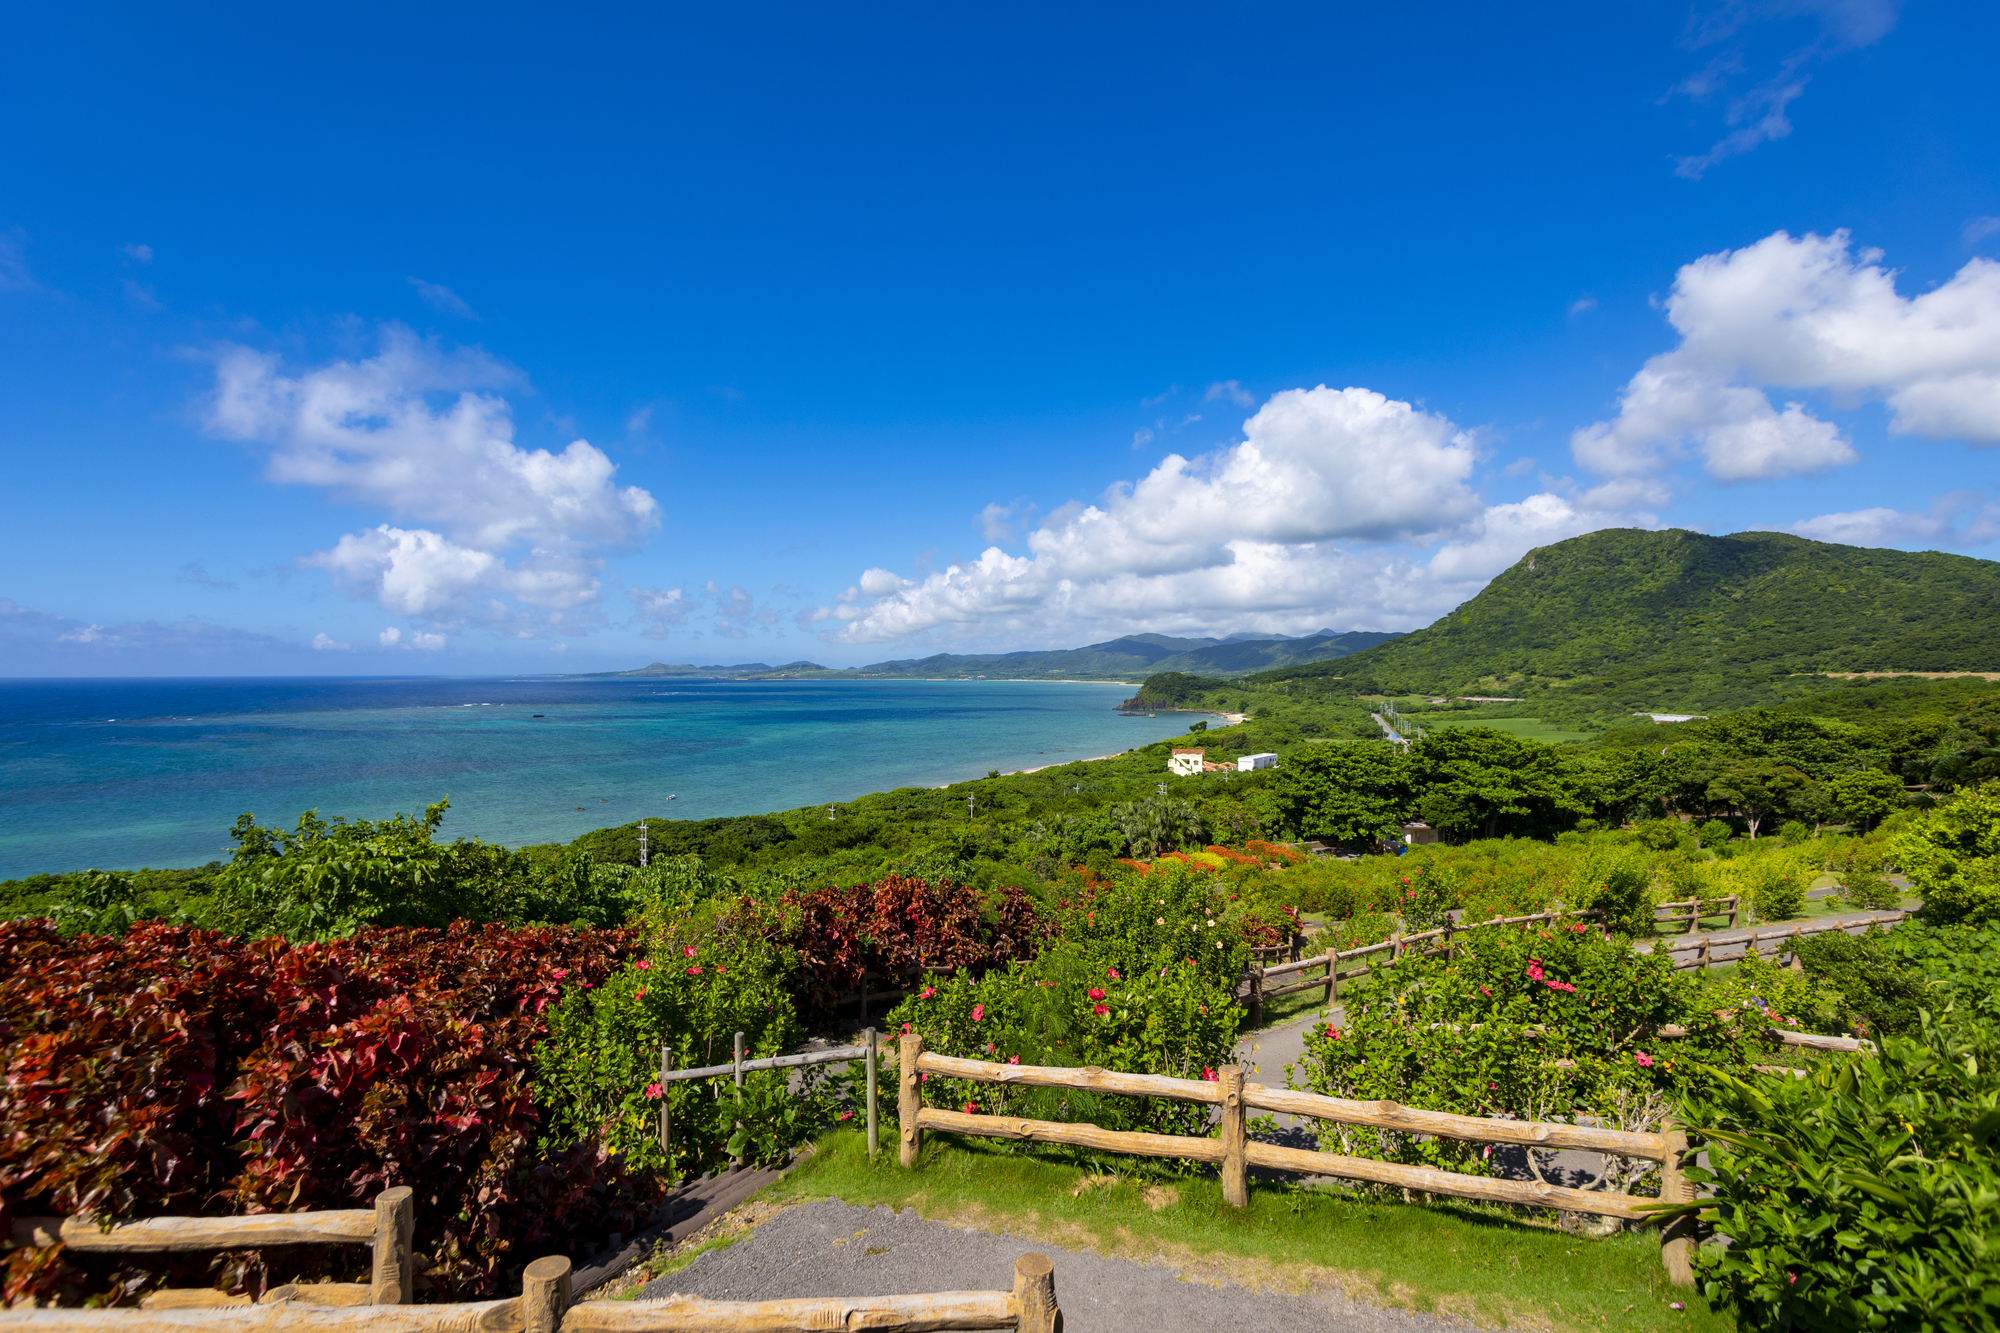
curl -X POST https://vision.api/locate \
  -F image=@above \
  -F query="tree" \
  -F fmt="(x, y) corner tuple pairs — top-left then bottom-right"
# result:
(1248, 742), (1409, 846)
(1824, 769), (1906, 833)
(1889, 780), (2000, 926)
(1704, 759), (1815, 840)
(1108, 797), (1206, 859)
(1406, 728), (1592, 841)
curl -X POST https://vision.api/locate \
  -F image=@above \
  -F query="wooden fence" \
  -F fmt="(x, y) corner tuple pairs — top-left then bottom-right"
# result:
(1656, 909), (1908, 971)
(1653, 895), (1739, 931)
(3, 1190), (415, 1312)
(0, 1253), (1062, 1333)
(1239, 908), (1605, 1024)
(653, 1034), (884, 1168)
(894, 1034), (1697, 1285)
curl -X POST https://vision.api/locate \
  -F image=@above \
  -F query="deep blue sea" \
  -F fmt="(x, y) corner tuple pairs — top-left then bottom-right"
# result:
(0, 676), (1202, 879)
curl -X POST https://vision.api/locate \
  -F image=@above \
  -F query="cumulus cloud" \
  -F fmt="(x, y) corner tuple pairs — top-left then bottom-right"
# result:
(1670, 1), (1901, 179)
(1788, 491), (2000, 549)
(810, 385), (1648, 647)
(1573, 231), (2000, 482)
(206, 326), (659, 634)
(1205, 380), (1254, 407)
(311, 632), (350, 651)
(1, 597), (287, 656)
(122, 242), (154, 263)
(629, 586), (692, 639)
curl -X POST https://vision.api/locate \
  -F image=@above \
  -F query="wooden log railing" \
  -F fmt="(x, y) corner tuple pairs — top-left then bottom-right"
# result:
(1651, 895), (1739, 932)
(1658, 910), (1908, 972)
(896, 1034), (1693, 1285)
(4, 1190), (415, 1311)
(653, 1032), (884, 1162)
(0, 1253), (1062, 1333)
(1239, 908), (1605, 1022)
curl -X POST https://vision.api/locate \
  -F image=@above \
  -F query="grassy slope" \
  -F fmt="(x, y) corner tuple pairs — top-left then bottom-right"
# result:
(775, 1131), (1726, 1333)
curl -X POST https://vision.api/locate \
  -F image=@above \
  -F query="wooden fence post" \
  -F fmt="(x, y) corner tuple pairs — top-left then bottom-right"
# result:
(1218, 1065), (1248, 1209)
(522, 1255), (572, 1333)
(1390, 931), (1403, 962)
(370, 1186), (414, 1306)
(1659, 1119), (1695, 1287)
(658, 1046), (673, 1165)
(865, 1027), (880, 1159)
(1248, 965), (1265, 1026)
(1697, 934), (1711, 968)
(1322, 948), (1337, 1006)
(899, 1032), (924, 1168)
(1013, 1253), (1057, 1333)
(1728, 896), (1740, 929)
(731, 1030), (746, 1169)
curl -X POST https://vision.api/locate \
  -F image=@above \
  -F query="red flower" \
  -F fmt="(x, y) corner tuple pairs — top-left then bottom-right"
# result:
(644, 1083), (663, 1099)
(1092, 1003), (1109, 1016)
(1007, 1055), (1020, 1065)
(683, 945), (697, 958)
(635, 959), (652, 970)
(1088, 988), (1106, 1001)
(553, 968), (569, 980)
(920, 986), (936, 999)
(971, 1003), (985, 1022)
(1106, 968), (1120, 979)
(686, 965), (702, 975)
(636, 986), (648, 999)
(1201, 1067), (1218, 1081)
(963, 1102), (980, 1115)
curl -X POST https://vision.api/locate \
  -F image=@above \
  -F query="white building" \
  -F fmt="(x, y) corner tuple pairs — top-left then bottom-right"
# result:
(1169, 749), (1207, 776)
(1238, 752), (1278, 771)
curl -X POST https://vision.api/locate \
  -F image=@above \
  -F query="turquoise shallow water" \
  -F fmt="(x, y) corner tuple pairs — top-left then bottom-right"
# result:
(0, 676), (1201, 878)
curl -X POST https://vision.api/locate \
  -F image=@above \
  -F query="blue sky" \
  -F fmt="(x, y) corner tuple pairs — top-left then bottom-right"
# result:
(3, 1), (1997, 675)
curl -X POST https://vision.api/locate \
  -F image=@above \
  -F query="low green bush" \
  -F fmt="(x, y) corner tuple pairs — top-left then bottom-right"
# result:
(1673, 1015), (2000, 1331)
(1795, 921), (2000, 1039)
(1892, 780), (2000, 926)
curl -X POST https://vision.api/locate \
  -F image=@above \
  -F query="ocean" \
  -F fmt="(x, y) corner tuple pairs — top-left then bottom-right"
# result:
(0, 676), (1203, 879)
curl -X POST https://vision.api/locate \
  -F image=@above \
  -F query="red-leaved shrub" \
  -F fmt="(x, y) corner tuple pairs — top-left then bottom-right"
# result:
(779, 877), (1045, 1011)
(0, 920), (661, 1307)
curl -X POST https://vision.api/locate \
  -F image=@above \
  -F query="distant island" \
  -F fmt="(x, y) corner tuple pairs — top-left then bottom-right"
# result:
(563, 628), (1403, 683)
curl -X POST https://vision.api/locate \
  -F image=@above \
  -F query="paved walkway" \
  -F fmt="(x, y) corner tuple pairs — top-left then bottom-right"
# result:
(639, 1197), (1491, 1333)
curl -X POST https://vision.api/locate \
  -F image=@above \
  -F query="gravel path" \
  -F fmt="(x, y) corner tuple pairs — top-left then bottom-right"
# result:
(639, 1198), (1493, 1333)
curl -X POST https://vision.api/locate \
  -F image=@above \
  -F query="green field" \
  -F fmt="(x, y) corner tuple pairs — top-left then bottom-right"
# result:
(1424, 715), (1593, 743)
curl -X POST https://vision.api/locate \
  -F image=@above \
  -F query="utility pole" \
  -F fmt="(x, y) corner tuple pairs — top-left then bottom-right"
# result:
(1156, 782), (1167, 797)
(968, 793), (977, 818)
(638, 820), (648, 868)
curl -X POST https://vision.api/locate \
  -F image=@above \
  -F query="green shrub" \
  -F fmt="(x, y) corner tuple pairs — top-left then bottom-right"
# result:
(1294, 920), (1761, 1176)
(1778, 819), (1812, 846)
(1565, 842), (1655, 936)
(1673, 1015), (2000, 1331)
(1795, 922), (2000, 1039)
(534, 905), (815, 1178)
(1891, 781), (2000, 926)
(1729, 848), (1811, 924)
(1696, 819), (1735, 849)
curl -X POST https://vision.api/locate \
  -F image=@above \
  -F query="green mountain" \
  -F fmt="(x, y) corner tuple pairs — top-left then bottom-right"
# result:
(824, 628), (1398, 680)
(1261, 529), (2000, 717)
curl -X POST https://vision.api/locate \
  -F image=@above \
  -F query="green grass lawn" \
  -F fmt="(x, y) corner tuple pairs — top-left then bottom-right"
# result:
(1423, 716), (1596, 743)
(772, 1130), (1728, 1333)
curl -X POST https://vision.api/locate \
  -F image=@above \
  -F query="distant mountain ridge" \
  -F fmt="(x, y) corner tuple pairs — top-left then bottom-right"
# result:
(576, 629), (1402, 682)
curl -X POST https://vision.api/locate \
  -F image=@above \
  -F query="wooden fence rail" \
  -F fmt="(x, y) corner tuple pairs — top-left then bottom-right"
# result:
(1653, 896), (1740, 931)
(897, 1035), (1697, 1285)
(1657, 910), (1908, 971)
(653, 1032), (885, 1165)
(5, 1191), (415, 1311)
(1239, 908), (1606, 1023)
(0, 1253), (1062, 1333)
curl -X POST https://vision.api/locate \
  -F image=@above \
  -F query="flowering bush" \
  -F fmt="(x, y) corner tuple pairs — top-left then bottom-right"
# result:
(533, 901), (816, 1179)
(885, 863), (1245, 1143)
(0, 920), (656, 1307)
(1294, 920), (1763, 1177)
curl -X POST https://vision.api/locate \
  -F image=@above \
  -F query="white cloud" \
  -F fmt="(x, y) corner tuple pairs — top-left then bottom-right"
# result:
(1568, 295), (1598, 316)
(812, 385), (1642, 647)
(207, 326), (659, 633)
(1, 598), (286, 655)
(311, 632), (351, 651)
(629, 586), (691, 639)
(412, 631), (446, 651)
(122, 242), (154, 263)
(380, 627), (403, 646)
(1574, 230), (2000, 482)
(1788, 490), (2000, 549)
(1131, 427), (1154, 449)
(408, 277), (476, 318)
(1670, 1), (1901, 178)
(1965, 217), (2000, 247)
(1205, 380), (1254, 407)
(978, 502), (1018, 544)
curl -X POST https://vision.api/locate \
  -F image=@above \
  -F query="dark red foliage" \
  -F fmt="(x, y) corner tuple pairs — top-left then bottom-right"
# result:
(0, 920), (662, 1307)
(780, 877), (1046, 1010)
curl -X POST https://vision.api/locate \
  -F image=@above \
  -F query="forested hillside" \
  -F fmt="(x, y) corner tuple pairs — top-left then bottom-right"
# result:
(1224, 529), (2000, 720)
